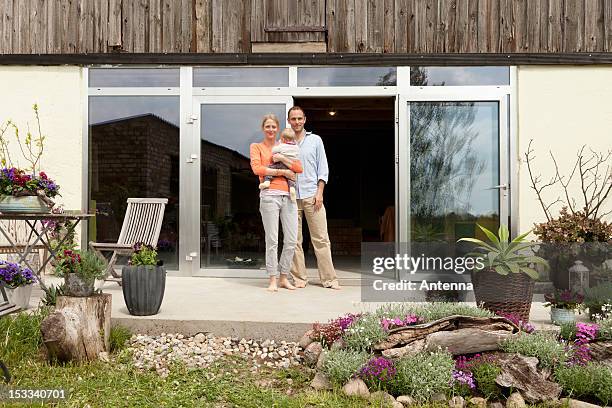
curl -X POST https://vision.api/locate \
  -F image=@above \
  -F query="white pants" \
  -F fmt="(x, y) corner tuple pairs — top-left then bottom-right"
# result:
(259, 195), (298, 276)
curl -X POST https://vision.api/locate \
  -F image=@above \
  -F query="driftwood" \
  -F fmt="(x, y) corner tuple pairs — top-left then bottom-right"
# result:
(40, 294), (111, 362)
(590, 340), (612, 368)
(373, 315), (519, 353)
(494, 353), (562, 403)
(425, 328), (518, 355)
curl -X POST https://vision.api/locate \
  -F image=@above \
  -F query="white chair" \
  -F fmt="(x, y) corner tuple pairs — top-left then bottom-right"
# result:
(89, 198), (167, 284)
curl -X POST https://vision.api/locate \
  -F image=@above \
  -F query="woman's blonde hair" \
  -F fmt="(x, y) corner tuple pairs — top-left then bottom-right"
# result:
(261, 113), (280, 129)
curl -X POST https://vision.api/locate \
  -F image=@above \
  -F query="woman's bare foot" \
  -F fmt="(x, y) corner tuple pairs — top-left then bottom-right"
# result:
(279, 276), (296, 290)
(267, 276), (278, 292)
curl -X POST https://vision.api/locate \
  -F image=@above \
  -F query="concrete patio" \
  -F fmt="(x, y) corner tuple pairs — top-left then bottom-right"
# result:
(30, 271), (584, 342)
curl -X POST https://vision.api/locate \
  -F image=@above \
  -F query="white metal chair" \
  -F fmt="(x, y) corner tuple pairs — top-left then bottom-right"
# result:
(89, 198), (168, 284)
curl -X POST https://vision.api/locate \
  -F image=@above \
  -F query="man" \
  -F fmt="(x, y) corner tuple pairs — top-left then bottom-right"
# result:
(288, 106), (340, 290)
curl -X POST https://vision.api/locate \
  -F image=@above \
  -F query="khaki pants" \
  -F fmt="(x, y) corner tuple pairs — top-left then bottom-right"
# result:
(290, 196), (338, 287)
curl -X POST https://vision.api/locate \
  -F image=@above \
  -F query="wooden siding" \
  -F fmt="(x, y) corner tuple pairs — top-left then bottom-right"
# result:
(1, 0), (612, 54)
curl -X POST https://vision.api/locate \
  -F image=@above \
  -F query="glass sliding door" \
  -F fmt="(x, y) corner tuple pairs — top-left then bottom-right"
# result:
(192, 96), (293, 274)
(398, 94), (509, 247)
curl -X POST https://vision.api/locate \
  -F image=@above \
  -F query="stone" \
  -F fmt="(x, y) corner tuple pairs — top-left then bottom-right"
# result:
(506, 392), (526, 408)
(310, 372), (332, 391)
(370, 391), (396, 405)
(315, 351), (326, 370)
(342, 378), (370, 398)
(304, 342), (323, 367)
(261, 339), (271, 348)
(396, 395), (416, 407)
(449, 396), (465, 408)
(431, 392), (446, 402)
(299, 329), (315, 349)
(487, 403), (504, 408)
(468, 397), (487, 408)
(392, 402), (403, 408)
(560, 398), (602, 408)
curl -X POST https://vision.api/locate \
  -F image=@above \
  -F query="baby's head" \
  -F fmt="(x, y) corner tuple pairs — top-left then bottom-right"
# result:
(280, 128), (296, 144)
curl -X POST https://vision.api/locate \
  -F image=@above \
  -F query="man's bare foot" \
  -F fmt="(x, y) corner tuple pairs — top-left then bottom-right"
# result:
(279, 277), (296, 290)
(328, 282), (341, 290)
(294, 281), (307, 288)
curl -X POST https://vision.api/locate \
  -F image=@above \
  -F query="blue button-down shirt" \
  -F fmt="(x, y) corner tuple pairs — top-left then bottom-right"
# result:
(295, 131), (329, 199)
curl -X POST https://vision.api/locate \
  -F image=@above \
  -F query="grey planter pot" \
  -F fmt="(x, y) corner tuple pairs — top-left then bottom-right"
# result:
(0, 195), (50, 213)
(64, 273), (94, 297)
(122, 265), (166, 316)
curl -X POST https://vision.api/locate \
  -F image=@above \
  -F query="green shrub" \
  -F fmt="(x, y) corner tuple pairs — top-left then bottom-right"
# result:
(0, 308), (47, 363)
(472, 362), (502, 400)
(500, 332), (568, 369)
(388, 303), (494, 322)
(110, 325), (132, 353)
(390, 351), (454, 402)
(555, 363), (612, 405)
(559, 322), (577, 341)
(321, 348), (370, 386)
(342, 314), (387, 351)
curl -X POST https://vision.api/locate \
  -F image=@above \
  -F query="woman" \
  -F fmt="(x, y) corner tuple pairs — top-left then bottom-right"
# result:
(250, 114), (303, 292)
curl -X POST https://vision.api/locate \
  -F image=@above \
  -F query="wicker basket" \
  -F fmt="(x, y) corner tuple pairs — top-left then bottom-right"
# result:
(471, 269), (535, 322)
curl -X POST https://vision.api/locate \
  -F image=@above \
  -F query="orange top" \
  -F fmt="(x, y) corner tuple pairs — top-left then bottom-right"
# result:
(250, 142), (303, 192)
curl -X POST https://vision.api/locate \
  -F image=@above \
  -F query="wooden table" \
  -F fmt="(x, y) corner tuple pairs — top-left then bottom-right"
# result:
(0, 211), (94, 292)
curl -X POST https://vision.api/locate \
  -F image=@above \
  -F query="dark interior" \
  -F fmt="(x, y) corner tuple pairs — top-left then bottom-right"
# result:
(293, 97), (395, 267)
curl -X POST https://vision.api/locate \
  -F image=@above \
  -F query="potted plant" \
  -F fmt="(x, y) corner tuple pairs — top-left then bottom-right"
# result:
(54, 250), (106, 297)
(458, 224), (549, 322)
(0, 261), (36, 309)
(583, 283), (612, 321)
(122, 243), (166, 316)
(544, 289), (584, 325)
(0, 105), (60, 213)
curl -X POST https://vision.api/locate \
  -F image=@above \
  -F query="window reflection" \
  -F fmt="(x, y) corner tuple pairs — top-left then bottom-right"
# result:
(298, 67), (397, 86)
(410, 67), (509, 86)
(88, 96), (180, 270)
(200, 104), (287, 269)
(89, 69), (180, 87)
(193, 68), (289, 87)
(410, 101), (499, 244)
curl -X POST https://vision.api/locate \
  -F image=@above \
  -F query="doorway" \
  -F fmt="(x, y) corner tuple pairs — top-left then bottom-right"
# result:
(293, 97), (396, 272)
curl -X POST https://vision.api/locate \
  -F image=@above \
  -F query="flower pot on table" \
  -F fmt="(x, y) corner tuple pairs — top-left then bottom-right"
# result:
(0, 196), (50, 213)
(4, 284), (33, 310)
(122, 265), (166, 316)
(550, 307), (576, 325)
(471, 269), (535, 322)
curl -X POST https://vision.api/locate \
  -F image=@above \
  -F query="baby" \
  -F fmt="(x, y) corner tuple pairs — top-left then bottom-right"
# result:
(259, 128), (300, 201)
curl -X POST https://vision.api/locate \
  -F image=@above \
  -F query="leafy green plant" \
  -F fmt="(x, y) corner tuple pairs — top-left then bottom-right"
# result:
(559, 322), (578, 341)
(399, 302), (494, 322)
(554, 363), (612, 405)
(109, 325), (132, 353)
(129, 243), (159, 266)
(389, 351), (454, 402)
(54, 250), (106, 282)
(584, 283), (612, 314)
(342, 314), (387, 351)
(321, 348), (370, 386)
(471, 362), (502, 400)
(500, 332), (568, 369)
(458, 224), (548, 280)
(41, 283), (65, 307)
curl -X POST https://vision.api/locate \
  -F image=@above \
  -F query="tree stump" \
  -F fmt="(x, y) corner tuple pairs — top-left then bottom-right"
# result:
(40, 294), (112, 362)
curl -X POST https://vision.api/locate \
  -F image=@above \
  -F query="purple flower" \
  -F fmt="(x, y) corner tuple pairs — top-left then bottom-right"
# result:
(359, 357), (397, 386)
(380, 314), (423, 331)
(496, 311), (535, 333)
(567, 322), (599, 366)
(451, 370), (476, 389)
(0, 261), (37, 288)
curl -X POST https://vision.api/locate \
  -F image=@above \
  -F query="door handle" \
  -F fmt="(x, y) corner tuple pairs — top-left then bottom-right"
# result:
(489, 184), (508, 190)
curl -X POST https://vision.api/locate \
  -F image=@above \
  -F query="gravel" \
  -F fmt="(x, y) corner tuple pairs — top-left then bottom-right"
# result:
(128, 333), (303, 377)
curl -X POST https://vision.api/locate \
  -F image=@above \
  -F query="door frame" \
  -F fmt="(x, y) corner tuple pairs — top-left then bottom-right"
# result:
(398, 88), (510, 244)
(190, 95), (294, 277)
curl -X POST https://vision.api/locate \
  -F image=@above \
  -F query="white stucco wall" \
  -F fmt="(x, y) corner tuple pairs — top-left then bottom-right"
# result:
(0, 66), (84, 211)
(517, 66), (612, 234)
